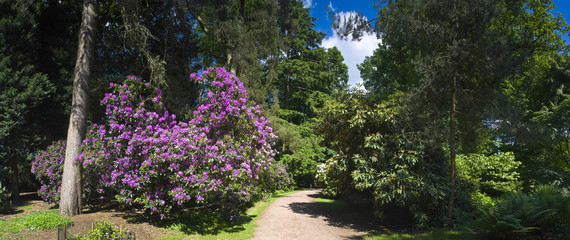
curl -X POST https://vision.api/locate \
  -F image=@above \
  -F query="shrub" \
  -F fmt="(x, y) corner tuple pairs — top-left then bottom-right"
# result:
(531, 185), (570, 232)
(68, 220), (132, 240)
(256, 161), (294, 199)
(316, 153), (350, 197)
(315, 91), (448, 226)
(0, 180), (9, 212)
(457, 152), (522, 197)
(33, 67), (290, 219)
(31, 140), (65, 204)
(479, 185), (570, 239)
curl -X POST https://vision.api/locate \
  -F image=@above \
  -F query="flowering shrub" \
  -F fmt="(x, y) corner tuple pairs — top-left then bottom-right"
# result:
(31, 67), (291, 219)
(315, 153), (349, 197)
(31, 140), (66, 203)
(78, 67), (285, 218)
(256, 161), (293, 199)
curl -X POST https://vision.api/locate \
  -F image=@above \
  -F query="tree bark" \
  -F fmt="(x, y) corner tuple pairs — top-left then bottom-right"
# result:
(9, 160), (19, 200)
(227, 51), (236, 74)
(284, 72), (290, 109)
(59, 0), (97, 217)
(446, 76), (457, 222)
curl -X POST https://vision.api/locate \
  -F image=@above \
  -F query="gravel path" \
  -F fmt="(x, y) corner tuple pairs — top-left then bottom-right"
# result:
(251, 189), (369, 240)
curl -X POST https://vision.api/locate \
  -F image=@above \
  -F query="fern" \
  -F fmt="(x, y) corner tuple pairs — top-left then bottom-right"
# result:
(479, 186), (570, 239)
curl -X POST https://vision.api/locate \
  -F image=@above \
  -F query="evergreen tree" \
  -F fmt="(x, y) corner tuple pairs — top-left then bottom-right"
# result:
(0, 0), (55, 199)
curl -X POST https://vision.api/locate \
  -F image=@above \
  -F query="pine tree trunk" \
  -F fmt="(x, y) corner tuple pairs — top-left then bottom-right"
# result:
(9, 160), (19, 200)
(284, 72), (290, 109)
(446, 76), (457, 222)
(59, 0), (97, 217)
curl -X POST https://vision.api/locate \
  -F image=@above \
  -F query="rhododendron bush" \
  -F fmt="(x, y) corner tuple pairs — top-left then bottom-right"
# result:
(31, 140), (66, 204)
(32, 67), (291, 218)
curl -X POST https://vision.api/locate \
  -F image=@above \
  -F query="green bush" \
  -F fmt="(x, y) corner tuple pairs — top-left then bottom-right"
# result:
(315, 154), (350, 197)
(0, 165), (9, 212)
(315, 91), (449, 226)
(531, 185), (570, 230)
(479, 185), (570, 239)
(457, 152), (522, 197)
(0, 181), (9, 212)
(69, 220), (132, 240)
(457, 152), (522, 219)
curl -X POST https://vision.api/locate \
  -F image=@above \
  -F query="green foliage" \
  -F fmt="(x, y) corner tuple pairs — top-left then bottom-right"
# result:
(278, 109), (306, 125)
(358, 44), (420, 99)
(457, 152), (522, 197)
(316, 154), (349, 197)
(531, 185), (570, 229)
(68, 220), (132, 240)
(364, 229), (477, 240)
(20, 210), (73, 230)
(0, 180), (9, 212)
(0, 0), (60, 198)
(316, 90), (449, 226)
(272, 115), (330, 187)
(469, 191), (494, 210)
(0, 209), (72, 238)
(478, 185), (570, 239)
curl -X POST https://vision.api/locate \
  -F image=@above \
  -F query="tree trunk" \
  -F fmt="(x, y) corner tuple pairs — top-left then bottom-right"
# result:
(446, 76), (457, 222)
(284, 72), (290, 109)
(227, 51), (236, 74)
(283, 50), (291, 110)
(59, 0), (97, 217)
(9, 160), (19, 200)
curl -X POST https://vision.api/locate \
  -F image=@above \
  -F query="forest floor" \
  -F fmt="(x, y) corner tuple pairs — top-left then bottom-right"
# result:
(1, 190), (418, 240)
(1, 192), (167, 240)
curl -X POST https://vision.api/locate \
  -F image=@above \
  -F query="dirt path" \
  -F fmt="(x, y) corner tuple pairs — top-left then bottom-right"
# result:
(252, 189), (372, 240)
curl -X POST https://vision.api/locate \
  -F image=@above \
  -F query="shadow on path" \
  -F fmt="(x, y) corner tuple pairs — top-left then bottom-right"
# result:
(288, 191), (381, 234)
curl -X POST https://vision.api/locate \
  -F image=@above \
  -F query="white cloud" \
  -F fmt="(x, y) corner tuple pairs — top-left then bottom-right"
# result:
(321, 11), (382, 88)
(328, 1), (335, 12)
(302, 0), (315, 8)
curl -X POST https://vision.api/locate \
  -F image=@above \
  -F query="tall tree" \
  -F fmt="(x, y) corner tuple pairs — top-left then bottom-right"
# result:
(59, 0), (97, 217)
(0, 0), (55, 199)
(271, 0), (348, 187)
(189, 0), (281, 106)
(276, 0), (348, 117)
(331, 0), (567, 222)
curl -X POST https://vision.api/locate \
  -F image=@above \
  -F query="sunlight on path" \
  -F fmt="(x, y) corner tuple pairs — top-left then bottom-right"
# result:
(251, 189), (367, 240)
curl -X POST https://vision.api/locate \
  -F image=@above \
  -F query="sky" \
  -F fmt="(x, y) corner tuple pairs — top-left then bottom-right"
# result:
(302, 0), (570, 87)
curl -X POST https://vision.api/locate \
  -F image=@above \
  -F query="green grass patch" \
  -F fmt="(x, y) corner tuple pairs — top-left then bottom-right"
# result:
(0, 209), (73, 239)
(365, 229), (477, 240)
(17, 205), (33, 211)
(315, 197), (348, 210)
(159, 190), (299, 240)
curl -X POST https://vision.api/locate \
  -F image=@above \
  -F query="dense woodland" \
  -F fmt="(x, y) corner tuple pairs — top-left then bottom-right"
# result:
(1, 0), (569, 238)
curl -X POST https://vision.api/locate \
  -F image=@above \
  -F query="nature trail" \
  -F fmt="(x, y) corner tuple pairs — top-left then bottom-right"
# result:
(252, 189), (369, 240)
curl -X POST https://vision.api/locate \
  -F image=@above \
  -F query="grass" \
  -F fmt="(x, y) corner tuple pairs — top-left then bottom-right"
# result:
(17, 205), (33, 211)
(315, 196), (348, 210)
(364, 229), (477, 240)
(0, 209), (73, 239)
(159, 190), (299, 240)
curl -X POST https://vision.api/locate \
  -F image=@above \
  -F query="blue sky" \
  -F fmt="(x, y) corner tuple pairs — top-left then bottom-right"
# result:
(302, 0), (570, 86)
